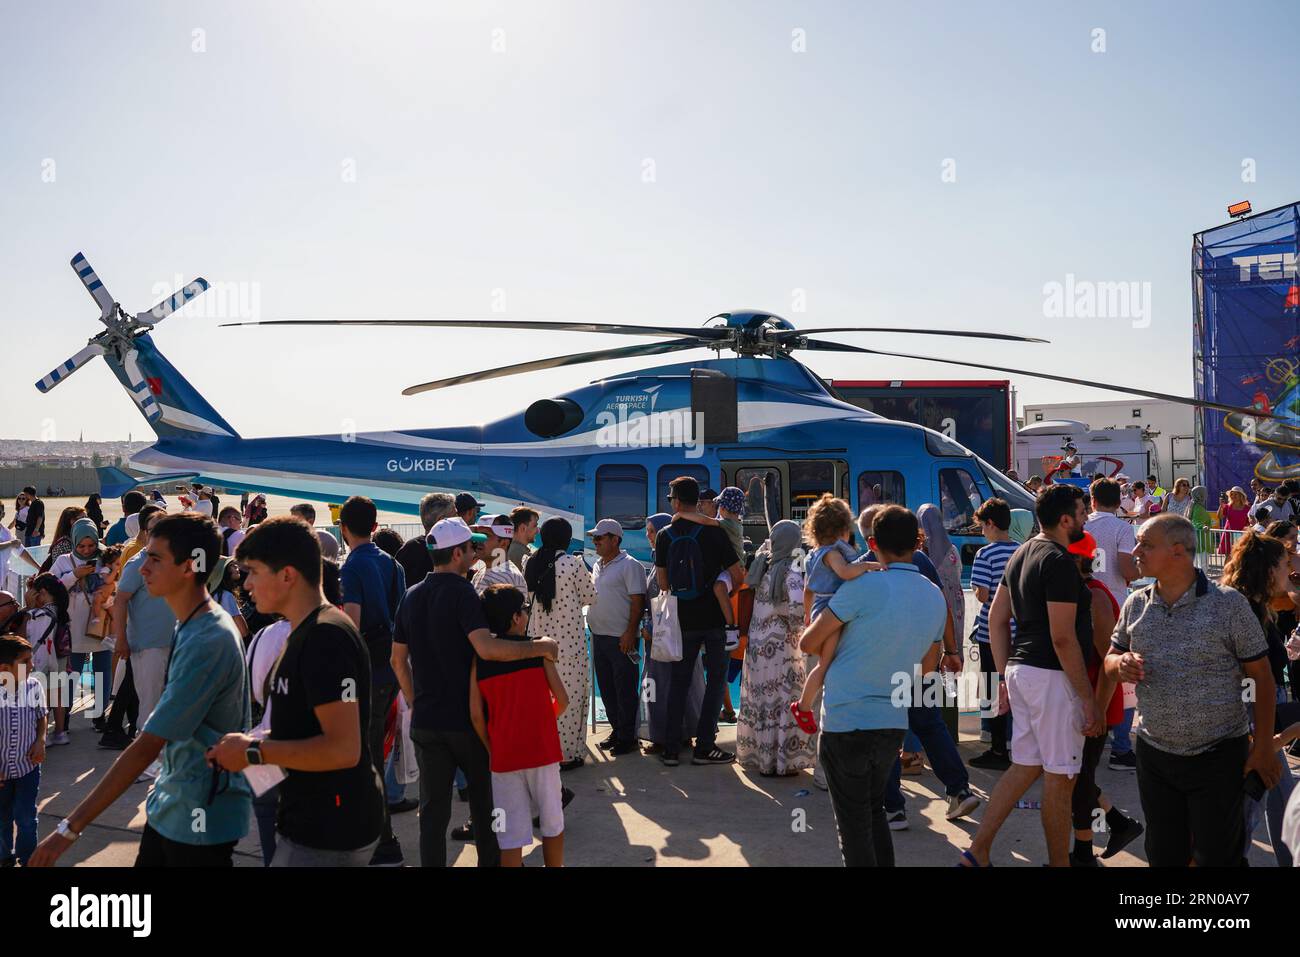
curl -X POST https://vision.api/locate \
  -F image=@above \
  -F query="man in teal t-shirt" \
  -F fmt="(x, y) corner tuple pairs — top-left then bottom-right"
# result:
(29, 512), (251, 868)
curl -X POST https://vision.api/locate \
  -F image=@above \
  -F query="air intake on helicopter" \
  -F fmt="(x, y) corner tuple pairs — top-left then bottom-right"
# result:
(524, 397), (585, 438)
(691, 369), (738, 445)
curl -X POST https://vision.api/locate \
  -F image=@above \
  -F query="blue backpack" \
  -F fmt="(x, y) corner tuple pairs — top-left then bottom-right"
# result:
(664, 523), (707, 600)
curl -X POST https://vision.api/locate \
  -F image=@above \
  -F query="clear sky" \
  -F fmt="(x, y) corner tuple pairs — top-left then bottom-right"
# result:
(3, 0), (1296, 441)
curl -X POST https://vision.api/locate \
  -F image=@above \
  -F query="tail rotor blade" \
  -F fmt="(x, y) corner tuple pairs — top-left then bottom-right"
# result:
(70, 252), (115, 318)
(137, 278), (210, 325)
(35, 342), (105, 393)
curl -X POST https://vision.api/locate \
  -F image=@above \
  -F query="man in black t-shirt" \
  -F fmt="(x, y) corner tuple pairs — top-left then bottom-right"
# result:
(391, 517), (558, 867)
(960, 484), (1105, 869)
(654, 476), (742, 767)
(211, 517), (385, 866)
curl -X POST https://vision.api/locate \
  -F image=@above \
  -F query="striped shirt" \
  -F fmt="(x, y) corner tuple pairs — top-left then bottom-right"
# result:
(970, 540), (1019, 643)
(1, 676), (47, 779)
(472, 557), (528, 598)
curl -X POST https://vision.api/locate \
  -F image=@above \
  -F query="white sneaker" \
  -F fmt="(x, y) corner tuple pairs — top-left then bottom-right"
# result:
(946, 790), (981, 821)
(887, 810), (908, 831)
(47, 731), (70, 746)
(724, 627), (740, 651)
(979, 730), (992, 744)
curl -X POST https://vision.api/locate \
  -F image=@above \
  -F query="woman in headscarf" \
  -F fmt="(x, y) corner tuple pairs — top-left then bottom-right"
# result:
(641, 513), (706, 754)
(39, 506), (88, 573)
(1189, 485), (1213, 553)
(524, 517), (596, 769)
(736, 520), (814, 776)
(49, 517), (111, 718)
(84, 493), (105, 532)
(917, 504), (965, 646)
(1008, 509), (1035, 545)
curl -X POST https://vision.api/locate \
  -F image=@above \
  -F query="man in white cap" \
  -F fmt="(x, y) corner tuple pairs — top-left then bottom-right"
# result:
(586, 519), (647, 755)
(471, 515), (527, 597)
(391, 517), (559, 866)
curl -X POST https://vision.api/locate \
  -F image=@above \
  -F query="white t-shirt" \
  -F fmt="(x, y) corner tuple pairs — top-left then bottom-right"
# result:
(1086, 510), (1137, 601)
(190, 499), (214, 518)
(247, 618), (292, 733)
(1131, 494), (1154, 518)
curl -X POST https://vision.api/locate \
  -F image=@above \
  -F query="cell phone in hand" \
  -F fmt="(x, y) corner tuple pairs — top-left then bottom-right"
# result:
(1243, 769), (1267, 801)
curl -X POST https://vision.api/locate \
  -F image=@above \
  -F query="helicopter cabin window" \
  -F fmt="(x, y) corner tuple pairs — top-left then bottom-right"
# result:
(857, 471), (906, 510)
(595, 464), (648, 530)
(937, 468), (982, 536)
(789, 461), (836, 522)
(656, 465), (710, 515)
(734, 467), (782, 530)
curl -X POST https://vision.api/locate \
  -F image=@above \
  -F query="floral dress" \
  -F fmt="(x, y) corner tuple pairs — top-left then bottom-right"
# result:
(736, 564), (814, 775)
(527, 552), (597, 762)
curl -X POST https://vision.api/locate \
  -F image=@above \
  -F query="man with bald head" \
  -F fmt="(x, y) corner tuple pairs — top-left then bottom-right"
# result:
(1105, 513), (1279, 866)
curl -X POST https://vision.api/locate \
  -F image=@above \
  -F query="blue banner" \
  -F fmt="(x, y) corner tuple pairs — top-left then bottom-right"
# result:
(1193, 204), (1300, 495)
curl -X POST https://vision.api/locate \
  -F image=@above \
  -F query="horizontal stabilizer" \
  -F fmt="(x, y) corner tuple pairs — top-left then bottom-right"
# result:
(96, 466), (200, 499)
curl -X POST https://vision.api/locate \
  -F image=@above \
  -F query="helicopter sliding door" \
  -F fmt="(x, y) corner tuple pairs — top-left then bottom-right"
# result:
(720, 458), (847, 536)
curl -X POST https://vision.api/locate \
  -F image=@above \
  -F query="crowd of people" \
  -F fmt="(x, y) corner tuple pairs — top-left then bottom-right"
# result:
(1, 467), (1300, 869)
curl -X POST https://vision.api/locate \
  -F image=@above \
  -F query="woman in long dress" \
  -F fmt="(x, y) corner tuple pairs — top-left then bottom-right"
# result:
(917, 504), (965, 645)
(525, 517), (597, 769)
(736, 520), (814, 776)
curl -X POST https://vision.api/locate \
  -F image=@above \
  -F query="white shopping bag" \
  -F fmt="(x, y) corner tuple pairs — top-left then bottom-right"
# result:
(650, 592), (682, 662)
(394, 692), (419, 785)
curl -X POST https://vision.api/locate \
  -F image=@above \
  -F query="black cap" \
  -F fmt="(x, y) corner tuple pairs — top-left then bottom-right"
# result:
(455, 492), (484, 512)
(700, 488), (718, 499)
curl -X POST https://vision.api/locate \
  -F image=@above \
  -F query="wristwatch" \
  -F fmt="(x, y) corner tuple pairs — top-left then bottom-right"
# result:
(245, 740), (264, 766)
(56, 819), (80, 842)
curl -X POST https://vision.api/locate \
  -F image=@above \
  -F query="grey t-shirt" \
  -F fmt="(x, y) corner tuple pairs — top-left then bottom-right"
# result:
(586, 551), (648, 637)
(1110, 570), (1268, 756)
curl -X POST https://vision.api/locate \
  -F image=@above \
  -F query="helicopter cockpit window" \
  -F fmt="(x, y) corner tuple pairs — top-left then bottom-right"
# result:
(735, 467), (782, 529)
(924, 430), (970, 458)
(937, 468), (982, 536)
(857, 471), (906, 510)
(975, 456), (1037, 512)
(656, 465), (710, 514)
(596, 464), (648, 530)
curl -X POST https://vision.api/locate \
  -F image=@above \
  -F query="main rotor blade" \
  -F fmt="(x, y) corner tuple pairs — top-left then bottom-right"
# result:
(221, 318), (732, 340)
(35, 342), (105, 393)
(798, 338), (1276, 419)
(402, 337), (710, 395)
(137, 278), (210, 325)
(772, 327), (1049, 344)
(70, 252), (114, 318)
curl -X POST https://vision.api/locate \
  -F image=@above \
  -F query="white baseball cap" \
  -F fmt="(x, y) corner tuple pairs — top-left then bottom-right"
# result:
(473, 514), (515, 538)
(427, 517), (487, 550)
(587, 518), (623, 538)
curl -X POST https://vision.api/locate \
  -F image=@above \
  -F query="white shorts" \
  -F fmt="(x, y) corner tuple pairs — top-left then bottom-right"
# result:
(491, 763), (564, 850)
(1004, 663), (1084, 776)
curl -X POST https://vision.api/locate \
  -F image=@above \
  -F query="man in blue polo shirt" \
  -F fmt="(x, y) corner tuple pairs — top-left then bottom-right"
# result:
(801, 504), (946, 867)
(30, 513), (250, 867)
(338, 495), (407, 867)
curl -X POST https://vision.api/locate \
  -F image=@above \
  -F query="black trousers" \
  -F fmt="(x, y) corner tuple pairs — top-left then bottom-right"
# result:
(102, 658), (139, 736)
(369, 678), (399, 848)
(135, 823), (236, 867)
(1135, 735), (1249, 867)
(1072, 732), (1108, 831)
(978, 641), (1007, 754)
(819, 728), (905, 867)
(592, 634), (640, 745)
(410, 727), (500, 867)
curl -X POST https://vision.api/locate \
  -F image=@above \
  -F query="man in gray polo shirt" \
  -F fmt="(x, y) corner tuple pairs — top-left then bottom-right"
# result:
(1105, 513), (1279, 866)
(587, 519), (647, 756)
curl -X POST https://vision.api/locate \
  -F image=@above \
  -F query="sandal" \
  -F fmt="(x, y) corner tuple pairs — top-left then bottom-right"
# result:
(900, 752), (924, 776)
(956, 849), (991, 868)
(790, 701), (819, 734)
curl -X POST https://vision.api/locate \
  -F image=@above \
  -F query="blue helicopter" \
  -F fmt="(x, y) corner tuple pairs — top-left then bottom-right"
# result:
(36, 253), (1270, 565)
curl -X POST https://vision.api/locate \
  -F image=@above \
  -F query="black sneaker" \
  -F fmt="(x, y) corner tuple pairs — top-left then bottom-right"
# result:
(609, 740), (639, 755)
(969, 749), (1011, 770)
(692, 746), (735, 765)
(596, 734), (618, 751)
(1070, 853), (1100, 867)
(1100, 816), (1144, 860)
(387, 798), (419, 814)
(450, 821), (474, 841)
(98, 731), (131, 751)
(661, 752), (680, 767)
(369, 839), (404, 867)
(1108, 751), (1137, 771)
